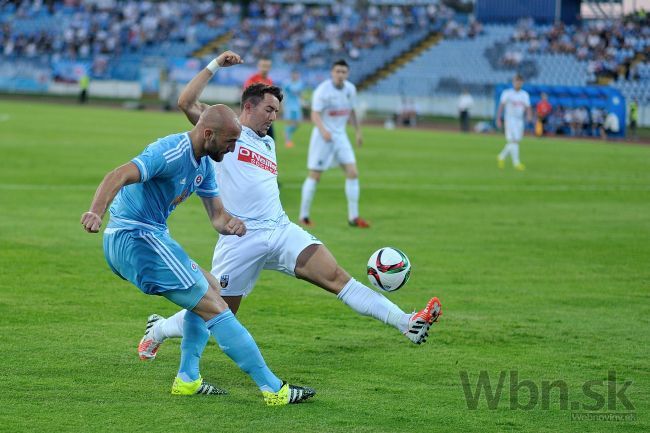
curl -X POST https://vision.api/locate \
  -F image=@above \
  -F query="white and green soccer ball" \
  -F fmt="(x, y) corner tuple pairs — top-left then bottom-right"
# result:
(367, 247), (411, 292)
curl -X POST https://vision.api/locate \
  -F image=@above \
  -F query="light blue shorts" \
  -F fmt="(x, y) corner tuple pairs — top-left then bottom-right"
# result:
(103, 228), (207, 309)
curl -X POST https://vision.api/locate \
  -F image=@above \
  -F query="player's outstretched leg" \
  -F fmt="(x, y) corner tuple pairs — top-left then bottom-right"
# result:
(337, 277), (442, 344)
(295, 245), (442, 344)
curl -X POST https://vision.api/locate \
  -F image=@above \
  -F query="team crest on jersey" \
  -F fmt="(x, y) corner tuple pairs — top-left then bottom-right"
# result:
(190, 262), (198, 272)
(194, 175), (203, 186)
(220, 274), (229, 288)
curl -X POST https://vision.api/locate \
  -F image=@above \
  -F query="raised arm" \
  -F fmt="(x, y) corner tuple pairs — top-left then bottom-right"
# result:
(80, 162), (141, 233)
(177, 50), (244, 126)
(200, 196), (246, 237)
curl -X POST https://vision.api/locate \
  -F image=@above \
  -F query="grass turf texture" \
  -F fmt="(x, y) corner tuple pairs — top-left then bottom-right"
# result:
(0, 100), (648, 433)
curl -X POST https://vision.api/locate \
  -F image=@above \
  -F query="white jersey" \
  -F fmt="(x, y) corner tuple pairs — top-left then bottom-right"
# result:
(213, 126), (288, 230)
(311, 79), (357, 134)
(500, 88), (530, 122)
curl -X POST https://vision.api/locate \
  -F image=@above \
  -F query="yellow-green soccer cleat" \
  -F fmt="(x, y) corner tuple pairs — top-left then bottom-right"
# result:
(515, 163), (526, 171)
(171, 376), (227, 396)
(262, 381), (316, 406)
(497, 157), (505, 169)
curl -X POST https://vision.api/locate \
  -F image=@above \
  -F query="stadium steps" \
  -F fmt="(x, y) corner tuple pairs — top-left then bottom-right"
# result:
(191, 31), (234, 58)
(356, 32), (442, 91)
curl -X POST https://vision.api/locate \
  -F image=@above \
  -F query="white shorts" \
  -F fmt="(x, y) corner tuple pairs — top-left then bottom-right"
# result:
(307, 129), (356, 171)
(211, 222), (322, 297)
(505, 119), (524, 142)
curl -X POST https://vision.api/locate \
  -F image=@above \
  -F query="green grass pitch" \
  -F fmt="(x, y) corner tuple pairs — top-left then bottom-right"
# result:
(0, 100), (648, 432)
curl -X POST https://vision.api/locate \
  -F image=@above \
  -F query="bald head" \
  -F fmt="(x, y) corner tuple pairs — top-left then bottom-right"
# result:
(194, 104), (242, 162)
(197, 104), (241, 136)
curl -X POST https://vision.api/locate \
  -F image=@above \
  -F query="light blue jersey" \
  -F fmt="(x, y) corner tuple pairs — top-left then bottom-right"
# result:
(283, 80), (304, 121)
(103, 132), (219, 303)
(107, 132), (219, 232)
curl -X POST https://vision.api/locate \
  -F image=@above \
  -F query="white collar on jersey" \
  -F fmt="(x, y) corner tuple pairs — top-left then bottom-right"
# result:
(241, 126), (274, 148)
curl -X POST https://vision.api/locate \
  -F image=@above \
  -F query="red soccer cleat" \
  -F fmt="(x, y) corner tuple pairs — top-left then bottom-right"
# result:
(349, 217), (371, 228)
(405, 297), (442, 344)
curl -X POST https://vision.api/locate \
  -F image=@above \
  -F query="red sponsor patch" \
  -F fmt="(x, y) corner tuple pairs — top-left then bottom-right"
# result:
(237, 147), (277, 175)
(328, 109), (350, 117)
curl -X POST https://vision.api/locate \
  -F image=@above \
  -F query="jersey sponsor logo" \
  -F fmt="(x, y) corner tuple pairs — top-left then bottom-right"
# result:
(194, 175), (203, 186)
(237, 147), (277, 175)
(171, 188), (190, 206)
(328, 109), (350, 117)
(220, 274), (229, 288)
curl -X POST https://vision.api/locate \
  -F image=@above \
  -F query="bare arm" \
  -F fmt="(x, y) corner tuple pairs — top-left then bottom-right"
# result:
(80, 162), (141, 233)
(177, 50), (244, 126)
(349, 110), (363, 147)
(200, 196), (246, 237)
(526, 105), (533, 123)
(311, 110), (332, 141)
(496, 102), (505, 129)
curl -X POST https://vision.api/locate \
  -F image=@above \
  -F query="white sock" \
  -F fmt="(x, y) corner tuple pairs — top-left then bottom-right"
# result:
(337, 278), (411, 333)
(510, 142), (520, 165)
(300, 177), (318, 220)
(345, 178), (360, 221)
(152, 309), (186, 341)
(498, 143), (511, 160)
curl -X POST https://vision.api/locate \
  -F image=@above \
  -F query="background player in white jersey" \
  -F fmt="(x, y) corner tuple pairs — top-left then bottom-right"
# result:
(496, 74), (532, 171)
(299, 59), (369, 228)
(138, 51), (442, 363)
(282, 70), (305, 148)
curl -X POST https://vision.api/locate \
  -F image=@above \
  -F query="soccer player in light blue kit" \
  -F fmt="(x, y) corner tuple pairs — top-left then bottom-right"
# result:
(282, 70), (305, 148)
(80, 51), (315, 406)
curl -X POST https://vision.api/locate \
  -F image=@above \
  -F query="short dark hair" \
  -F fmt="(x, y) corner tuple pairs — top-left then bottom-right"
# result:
(241, 83), (283, 108)
(332, 59), (349, 69)
(514, 74), (524, 81)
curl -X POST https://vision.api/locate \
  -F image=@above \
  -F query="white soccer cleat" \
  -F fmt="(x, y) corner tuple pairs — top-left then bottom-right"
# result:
(138, 314), (164, 360)
(405, 297), (442, 345)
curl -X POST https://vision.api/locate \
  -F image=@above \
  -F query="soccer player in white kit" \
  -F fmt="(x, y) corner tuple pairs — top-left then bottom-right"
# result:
(496, 74), (532, 171)
(299, 59), (369, 228)
(138, 51), (442, 363)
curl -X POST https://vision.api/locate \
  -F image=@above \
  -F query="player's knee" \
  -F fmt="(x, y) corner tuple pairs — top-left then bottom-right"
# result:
(193, 285), (229, 320)
(343, 165), (358, 179)
(308, 171), (321, 182)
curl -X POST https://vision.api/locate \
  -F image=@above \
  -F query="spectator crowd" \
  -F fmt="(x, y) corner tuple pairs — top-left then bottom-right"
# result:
(507, 13), (649, 83)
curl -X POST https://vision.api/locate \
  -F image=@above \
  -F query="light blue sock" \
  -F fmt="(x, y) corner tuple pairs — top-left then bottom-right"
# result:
(177, 310), (209, 382)
(285, 124), (297, 140)
(206, 309), (282, 393)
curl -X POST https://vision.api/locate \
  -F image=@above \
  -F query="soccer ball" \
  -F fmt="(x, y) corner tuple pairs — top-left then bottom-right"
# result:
(367, 247), (411, 292)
